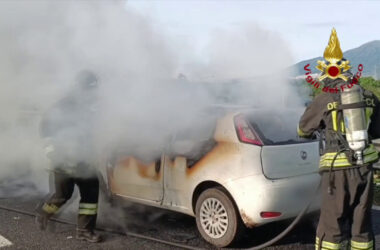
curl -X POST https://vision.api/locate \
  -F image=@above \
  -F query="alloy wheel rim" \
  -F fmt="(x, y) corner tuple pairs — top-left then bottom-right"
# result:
(199, 197), (229, 239)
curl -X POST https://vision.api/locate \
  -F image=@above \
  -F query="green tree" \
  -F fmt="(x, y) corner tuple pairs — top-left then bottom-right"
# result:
(360, 77), (380, 98)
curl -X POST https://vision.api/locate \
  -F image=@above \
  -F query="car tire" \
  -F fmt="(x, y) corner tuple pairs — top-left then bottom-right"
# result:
(195, 187), (244, 247)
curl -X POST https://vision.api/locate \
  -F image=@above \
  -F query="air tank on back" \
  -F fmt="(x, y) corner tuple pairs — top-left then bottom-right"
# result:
(340, 84), (368, 165)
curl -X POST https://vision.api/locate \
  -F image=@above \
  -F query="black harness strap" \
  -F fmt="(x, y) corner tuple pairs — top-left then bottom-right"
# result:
(337, 101), (367, 110)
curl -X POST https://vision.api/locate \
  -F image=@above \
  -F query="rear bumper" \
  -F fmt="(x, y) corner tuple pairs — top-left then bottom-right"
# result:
(224, 173), (321, 228)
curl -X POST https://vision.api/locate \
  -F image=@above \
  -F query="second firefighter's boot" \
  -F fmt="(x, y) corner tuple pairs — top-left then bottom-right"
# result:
(35, 203), (59, 231)
(35, 212), (49, 231)
(76, 228), (102, 243)
(76, 202), (100, 243)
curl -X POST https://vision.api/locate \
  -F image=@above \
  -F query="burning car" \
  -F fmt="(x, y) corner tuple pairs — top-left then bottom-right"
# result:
(101, 108), (320, 247)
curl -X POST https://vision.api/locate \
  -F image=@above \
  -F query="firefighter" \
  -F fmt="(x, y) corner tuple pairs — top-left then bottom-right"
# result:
(298, 29), (380, 250)
(35, 70), (102, 243)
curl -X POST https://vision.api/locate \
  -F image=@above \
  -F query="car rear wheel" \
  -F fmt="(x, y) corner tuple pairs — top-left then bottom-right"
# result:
(195, 187), (243, 247)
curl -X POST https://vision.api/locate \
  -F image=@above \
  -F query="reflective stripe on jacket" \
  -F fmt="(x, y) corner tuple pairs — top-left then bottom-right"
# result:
(319, 144), (379, 170)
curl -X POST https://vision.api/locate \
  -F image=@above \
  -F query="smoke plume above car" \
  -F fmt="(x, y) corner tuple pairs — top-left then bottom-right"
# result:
(0, 0), (301, 193)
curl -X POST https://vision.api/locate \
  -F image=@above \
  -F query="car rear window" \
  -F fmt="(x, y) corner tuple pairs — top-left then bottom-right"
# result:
(246, 110), (314, 145)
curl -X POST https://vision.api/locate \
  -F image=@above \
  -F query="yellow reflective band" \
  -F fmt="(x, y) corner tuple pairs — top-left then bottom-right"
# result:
(315, 237), (320, 250)
(351, 245), (373, 250)
(42, 203), (59, 214)
(321, 148), (378, 159)
(314, 237), (343, 250)
(332, 110), (338, 131)
(79, 203), (98, 209)
(320, 151), (351, 167)
(321, 240), (342, 250)
(320, 157), (378, 167)
(78, 203), (97, 215)
(340, 120), (345, 134)
(78, 208), (97, 215)
(351, 240), (373, 250)
(319, 145), (379, 168)
(297, 125), (310, 138)
(320, 159), (350, 164)
(320, 158), (350, 164)
(320, 160), (351, 168)
(321, 152), (349, 160)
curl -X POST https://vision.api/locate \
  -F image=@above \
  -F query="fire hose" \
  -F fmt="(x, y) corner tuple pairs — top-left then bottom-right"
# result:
(248, 179), (321, 250)
(249, 148), (380, 249)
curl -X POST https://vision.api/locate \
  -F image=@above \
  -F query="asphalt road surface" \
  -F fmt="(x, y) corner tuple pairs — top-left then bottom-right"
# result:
(0, 179), (379, 249)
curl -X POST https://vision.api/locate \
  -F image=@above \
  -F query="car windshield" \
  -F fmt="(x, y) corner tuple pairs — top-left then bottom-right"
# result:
(246, 110), (314, 145)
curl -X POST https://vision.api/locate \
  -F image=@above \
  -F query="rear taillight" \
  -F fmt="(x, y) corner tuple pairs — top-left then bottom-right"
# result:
(260, 211), (282, 218)
(234, 115), (263, 146)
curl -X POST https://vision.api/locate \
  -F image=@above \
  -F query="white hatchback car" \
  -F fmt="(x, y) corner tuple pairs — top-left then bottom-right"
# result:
(101, 108), (321, 247)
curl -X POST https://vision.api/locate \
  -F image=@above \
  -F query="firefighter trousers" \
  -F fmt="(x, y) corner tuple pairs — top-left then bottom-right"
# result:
(39, 171), (99, 231)
(316, 166), (374, 250)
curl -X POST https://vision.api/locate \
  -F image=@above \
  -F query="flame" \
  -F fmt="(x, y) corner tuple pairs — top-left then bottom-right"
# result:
(323, 28), (343, 63)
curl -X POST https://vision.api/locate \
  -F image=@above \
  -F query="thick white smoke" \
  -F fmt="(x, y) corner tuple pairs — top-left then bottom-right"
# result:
(186, 24), (300, 107)
(0, 1), (302, 195)
(189, 24), (293, 79)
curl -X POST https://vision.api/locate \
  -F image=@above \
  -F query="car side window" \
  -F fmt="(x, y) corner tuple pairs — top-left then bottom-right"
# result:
(169, 117), (217, 164)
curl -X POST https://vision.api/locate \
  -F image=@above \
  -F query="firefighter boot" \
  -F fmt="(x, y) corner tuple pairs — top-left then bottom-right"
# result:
(35, 203), (58, 231)
(76, 228), (102, 243)
(35, 213), (49, 231)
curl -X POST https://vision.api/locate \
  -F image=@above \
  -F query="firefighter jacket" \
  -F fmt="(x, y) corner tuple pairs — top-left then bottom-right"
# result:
(40, 88), (98, 176)
(298, 87), (380, 171)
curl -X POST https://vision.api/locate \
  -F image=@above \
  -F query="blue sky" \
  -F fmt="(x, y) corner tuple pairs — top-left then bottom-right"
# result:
(127, 1), (380, 63)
